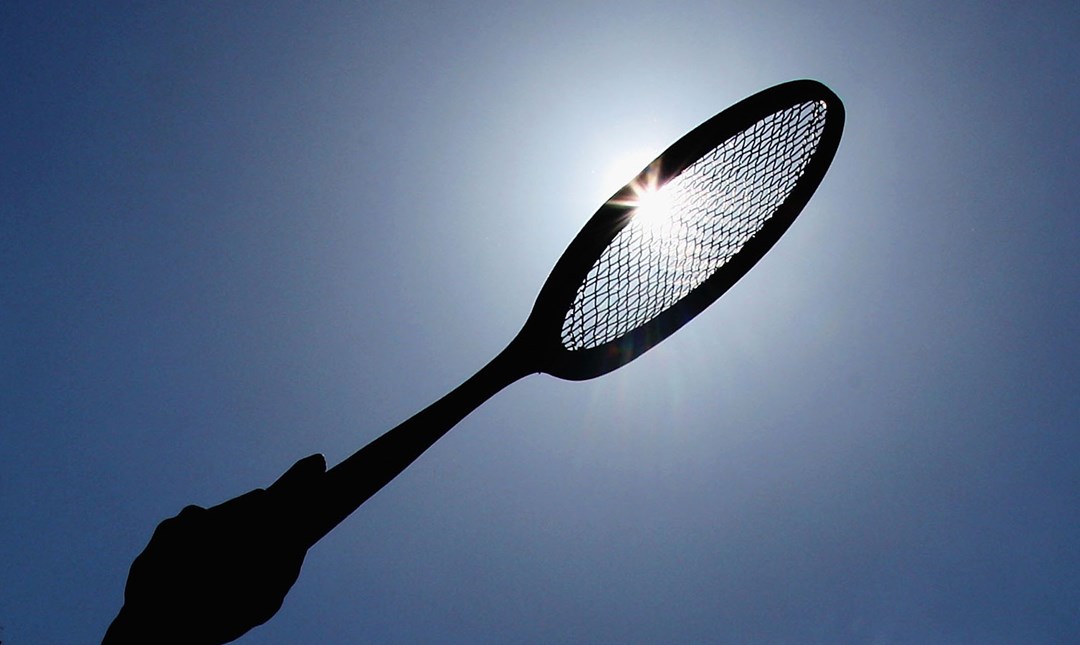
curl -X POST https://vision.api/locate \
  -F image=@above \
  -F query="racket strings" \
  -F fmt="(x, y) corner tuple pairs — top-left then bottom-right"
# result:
(561, 101), (829, 351)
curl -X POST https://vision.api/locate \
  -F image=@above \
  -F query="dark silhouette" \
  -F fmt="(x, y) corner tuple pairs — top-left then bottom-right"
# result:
(103, 454), (327, 644)
(104, 339), (532, 645)
(105, 81), (844, 644)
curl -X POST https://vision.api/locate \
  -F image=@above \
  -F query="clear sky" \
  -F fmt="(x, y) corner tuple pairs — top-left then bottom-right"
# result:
(2, 2), (1078, 643)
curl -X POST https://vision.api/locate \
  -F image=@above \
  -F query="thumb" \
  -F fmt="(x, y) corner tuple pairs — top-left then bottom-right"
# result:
(267, 453), (326, 497)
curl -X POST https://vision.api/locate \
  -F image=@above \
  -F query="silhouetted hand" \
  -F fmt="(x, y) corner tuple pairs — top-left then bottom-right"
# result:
(103, 454), (327, 644)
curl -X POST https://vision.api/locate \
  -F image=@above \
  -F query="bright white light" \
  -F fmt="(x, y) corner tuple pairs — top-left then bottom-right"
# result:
(632, 186), (675, 234)
(599, 147), (660, 200)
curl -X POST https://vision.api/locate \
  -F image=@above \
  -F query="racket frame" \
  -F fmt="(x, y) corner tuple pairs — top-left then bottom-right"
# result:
(525, 79), (845, 380)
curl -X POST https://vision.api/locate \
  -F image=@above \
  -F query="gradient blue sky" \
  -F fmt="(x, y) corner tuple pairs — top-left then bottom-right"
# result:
(2, 2), (1078, 643)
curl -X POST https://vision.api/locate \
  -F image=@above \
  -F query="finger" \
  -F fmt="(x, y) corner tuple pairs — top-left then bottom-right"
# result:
(267, 453), (326, 496)
(207, 487), (266, 515)
(149, 504), (207, 539)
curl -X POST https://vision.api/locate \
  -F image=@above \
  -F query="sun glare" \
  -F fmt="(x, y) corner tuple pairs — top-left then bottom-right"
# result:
(600, 146), (678, 236)
(601, 147), (658, 197)
(631, 185), (675, 234)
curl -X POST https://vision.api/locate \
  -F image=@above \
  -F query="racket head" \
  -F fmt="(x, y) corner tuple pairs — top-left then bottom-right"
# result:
(520, 79), (845, 381)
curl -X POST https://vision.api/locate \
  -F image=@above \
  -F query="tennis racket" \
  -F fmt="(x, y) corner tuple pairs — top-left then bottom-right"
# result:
(310, 79), (845, 543)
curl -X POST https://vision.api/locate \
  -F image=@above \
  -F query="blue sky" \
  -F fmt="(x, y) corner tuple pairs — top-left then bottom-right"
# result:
(2, 2), (1078, 643)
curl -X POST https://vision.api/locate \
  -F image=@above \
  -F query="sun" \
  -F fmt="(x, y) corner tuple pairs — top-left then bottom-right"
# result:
(599, 146), (680, 238)
(601, 147), (659, 197)
(630, 183), (675, 234)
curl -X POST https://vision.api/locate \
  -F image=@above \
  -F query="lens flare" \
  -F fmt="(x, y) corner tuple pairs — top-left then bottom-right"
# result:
(611, 165), (678, 236)
(631, 185), (675, 235)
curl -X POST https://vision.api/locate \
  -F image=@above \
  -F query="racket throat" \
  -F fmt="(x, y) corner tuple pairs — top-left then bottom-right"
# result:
(310, 333), (536, 544)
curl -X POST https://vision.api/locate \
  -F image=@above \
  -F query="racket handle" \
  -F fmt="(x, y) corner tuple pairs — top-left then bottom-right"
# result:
(307, 335), (534, 545)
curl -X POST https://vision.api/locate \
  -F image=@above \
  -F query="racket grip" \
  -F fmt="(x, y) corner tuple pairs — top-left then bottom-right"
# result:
(306, 335), (534, 546)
